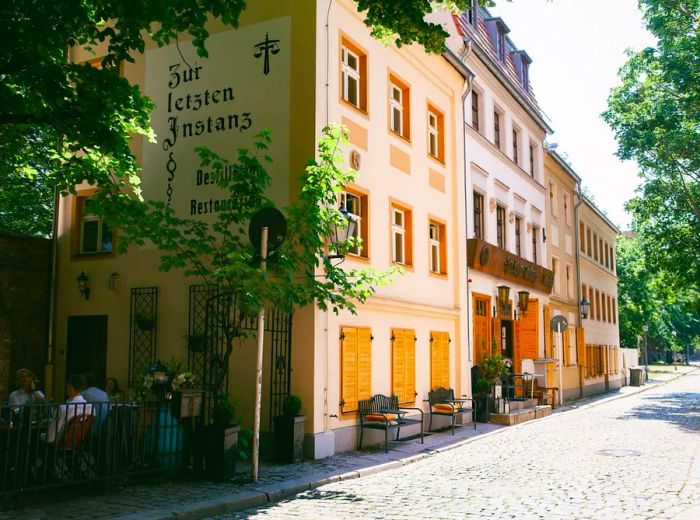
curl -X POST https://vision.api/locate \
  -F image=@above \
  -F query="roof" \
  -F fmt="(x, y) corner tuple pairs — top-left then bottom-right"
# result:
(452, 6), (553, 134)
(581, 195), (620, 234)
(545, 148), (582, 183)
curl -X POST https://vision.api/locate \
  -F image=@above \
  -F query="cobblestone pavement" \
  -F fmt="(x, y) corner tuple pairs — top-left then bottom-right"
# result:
(212, 370), (700, 520)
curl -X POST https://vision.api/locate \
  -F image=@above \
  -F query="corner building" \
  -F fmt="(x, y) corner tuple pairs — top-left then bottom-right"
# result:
(54, 0), (469, 458)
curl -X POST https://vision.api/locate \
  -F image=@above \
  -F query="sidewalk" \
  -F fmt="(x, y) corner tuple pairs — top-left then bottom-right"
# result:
(7, 364), (698, 520)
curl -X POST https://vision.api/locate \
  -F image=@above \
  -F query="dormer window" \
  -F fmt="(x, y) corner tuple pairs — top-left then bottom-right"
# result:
(466, 0), (479, 27)
(513, 50), (532, 93)
(485, 18), (510, 64)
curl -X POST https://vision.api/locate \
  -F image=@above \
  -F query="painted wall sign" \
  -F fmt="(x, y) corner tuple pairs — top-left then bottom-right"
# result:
(467, 239), (555, 293)
(142, 17), (292, 221)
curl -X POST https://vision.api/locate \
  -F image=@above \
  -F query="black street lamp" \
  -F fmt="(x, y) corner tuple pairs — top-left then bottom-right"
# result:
(580, 297), (590, 320)
(76, 271), (90, 300)
(642, 323), (649, 381)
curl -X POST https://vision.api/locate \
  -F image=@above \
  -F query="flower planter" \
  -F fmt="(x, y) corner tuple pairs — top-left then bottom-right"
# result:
(475, 395), (490, 423)
(273, 415), (306, 463)
(203, 424), (240, 481)
(170, 390), (203, 420)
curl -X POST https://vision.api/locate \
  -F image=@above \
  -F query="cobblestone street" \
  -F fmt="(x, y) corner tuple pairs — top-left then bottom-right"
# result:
(213, 370), (700, 520)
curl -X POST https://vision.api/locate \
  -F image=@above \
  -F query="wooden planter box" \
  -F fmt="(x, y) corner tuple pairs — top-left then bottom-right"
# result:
(273, 415), (306, 463)
(170, 390), (203, 420)
(203, 424), (240, 481)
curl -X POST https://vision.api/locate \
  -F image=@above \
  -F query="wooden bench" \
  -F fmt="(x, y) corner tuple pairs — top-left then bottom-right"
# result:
(532, 381), (558, 408)
(358, 394), (423, 453)
(427, 387), (476, 434)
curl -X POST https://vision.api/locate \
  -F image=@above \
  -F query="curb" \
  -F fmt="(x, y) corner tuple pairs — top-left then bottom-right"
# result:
(115, 367), (699, 520)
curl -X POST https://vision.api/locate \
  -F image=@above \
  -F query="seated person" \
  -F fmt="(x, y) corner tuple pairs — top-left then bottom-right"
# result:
(105, 377), (125, 402)
(42, 374), (94, 444)
(82, 373), (109, 426)
(8, 368), (45, 408)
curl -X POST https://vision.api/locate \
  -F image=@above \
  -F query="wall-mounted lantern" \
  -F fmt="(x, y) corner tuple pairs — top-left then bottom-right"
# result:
(328, 203), (359, 260)
(580, 297), (590, 320)
(76, 271), (90, 300)
(108, 272), (120, 290)
(497, 285), (511, 311)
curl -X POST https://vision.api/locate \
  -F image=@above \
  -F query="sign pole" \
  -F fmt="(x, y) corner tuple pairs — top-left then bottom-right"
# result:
(252, 226), (268, 483)
(556, 323), (563, 406)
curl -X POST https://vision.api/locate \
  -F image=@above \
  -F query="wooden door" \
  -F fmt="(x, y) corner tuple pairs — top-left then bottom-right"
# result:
(66, 315), (108, 387)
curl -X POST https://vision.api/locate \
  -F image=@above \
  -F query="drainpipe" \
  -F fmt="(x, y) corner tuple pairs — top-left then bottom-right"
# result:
(574, 179), (584, 398)
(45, 182), (59, 399)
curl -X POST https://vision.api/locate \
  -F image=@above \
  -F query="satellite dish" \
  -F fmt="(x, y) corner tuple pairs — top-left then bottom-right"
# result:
(248, 207), (287, 252)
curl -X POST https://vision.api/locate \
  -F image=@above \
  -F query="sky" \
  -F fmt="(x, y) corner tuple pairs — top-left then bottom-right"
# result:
(491, 0), (657, 229)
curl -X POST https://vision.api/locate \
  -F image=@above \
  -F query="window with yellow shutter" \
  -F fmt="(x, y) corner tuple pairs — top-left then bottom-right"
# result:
(430, 331), (450, 390)
(391, 329), (416, 404)
(340, 326), (372, 413)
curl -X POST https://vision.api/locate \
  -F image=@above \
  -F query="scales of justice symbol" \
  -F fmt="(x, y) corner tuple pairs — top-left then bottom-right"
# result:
(253, 33), (280, 75)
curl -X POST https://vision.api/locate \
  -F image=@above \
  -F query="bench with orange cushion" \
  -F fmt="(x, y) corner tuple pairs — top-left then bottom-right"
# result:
(427, 387), (476, 434)
(357, 394), (423, 453)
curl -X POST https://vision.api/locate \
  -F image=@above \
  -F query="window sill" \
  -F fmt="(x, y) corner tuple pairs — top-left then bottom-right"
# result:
(389, 129), (411, 146)
(340, 98), (369, 119)
(429, 271), (448, 280)
(71, 251), (116, 261)
(393, 262), (414, 272)
(427, 153), (445, 167)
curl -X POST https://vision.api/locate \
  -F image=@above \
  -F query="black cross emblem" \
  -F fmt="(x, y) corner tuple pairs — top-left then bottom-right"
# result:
(253, 33), (280, 75)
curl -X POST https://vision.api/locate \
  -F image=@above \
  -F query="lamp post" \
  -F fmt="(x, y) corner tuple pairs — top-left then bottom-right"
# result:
(642, 323), (649, 381)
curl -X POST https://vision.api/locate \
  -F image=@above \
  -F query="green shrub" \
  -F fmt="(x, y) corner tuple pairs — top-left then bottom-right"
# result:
(282, 394), (302, 417)
(475, 378), (491, 395)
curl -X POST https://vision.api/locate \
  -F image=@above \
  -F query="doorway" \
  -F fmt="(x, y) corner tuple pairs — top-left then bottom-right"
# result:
(500, 320), (514, 360)
(66, 315), (108, 387)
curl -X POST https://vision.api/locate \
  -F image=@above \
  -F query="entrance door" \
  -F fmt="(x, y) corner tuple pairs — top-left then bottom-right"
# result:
(500, 320), (514, 360)
(66, 315), (108, 386)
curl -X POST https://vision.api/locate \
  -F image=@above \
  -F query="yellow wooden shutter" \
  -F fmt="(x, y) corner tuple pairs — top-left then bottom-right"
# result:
(441, 333), (450, 388)
(391, 329), (406, 403)
(563, 327), (571, 366)
(543, 304), (552, 358)
(405, 332), (416, 403)
(430, 332), (440, 390)
(576, 326), (586, 367)
(357, 327), (372, 402)
(519, 299), (538, 361)
(340, 326), (358, 413)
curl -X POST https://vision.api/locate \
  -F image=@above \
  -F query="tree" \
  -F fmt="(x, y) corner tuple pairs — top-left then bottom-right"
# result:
(0, 1), (493, 236)
(603, 0), (700, 291)
(96, 125), (397, 390)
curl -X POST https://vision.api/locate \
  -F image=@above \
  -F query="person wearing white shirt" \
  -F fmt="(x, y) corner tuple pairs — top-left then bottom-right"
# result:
(8, 368), (45, 408)
(42, 374), (94, 444)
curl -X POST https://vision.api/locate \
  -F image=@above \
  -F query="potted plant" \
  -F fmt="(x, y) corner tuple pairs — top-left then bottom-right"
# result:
(273, 394), (306, 463)
(135, 311), (155, 331)
(203, 395), (240, 481)
(169, 371), (202, 420)
(474, 378), (491, 423)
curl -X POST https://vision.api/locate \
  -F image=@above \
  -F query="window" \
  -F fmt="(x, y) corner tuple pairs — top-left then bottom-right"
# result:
(529, 143), (535, 177)
(612, 298), (617, 324)
(586, 228), (592, 257)
(493, 110), (502, 149)
(340, 326), (372, 413)
(341, 39), (367, 112)
(549, 182), (557, 217)
(579, 223), (586, 253)
(551, 256), (560, 295)
(496, 28), (506, 62)
(599, 238), (604, 266)
(429, 220), (447, 275)
(512, 128), (520, 165)
(427, 105), (444, 161)
(340, 189), (369, 258)
(430, 331), (450, 390)
(466, 0), (478, 26)
(593, 233), (599, 261)
(588, 286), (595, 321)
(473, 192), (484, 239)
(391, 203), (413, 266)
(389, 75), (410, 139)
(471, 91), (480, 132)
(566, 264), (573, 299)
(496, 205), (506, 249)
(391, 329), (416, 404)
(532, 225), (539, 264)
(515, 216), (522, 256)
(563, 194), (570, 226)
(75, 195), (114, 255)
(595, 289), (601, 321)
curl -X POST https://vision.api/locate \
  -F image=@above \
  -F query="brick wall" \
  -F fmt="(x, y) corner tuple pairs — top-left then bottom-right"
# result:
(0, 232), (52, 401)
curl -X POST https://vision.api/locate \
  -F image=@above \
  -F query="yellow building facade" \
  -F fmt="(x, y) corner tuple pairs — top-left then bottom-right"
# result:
(53, 0), (469, 458)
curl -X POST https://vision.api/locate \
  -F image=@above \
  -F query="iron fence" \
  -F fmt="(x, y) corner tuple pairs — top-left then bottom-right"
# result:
(0, 400), (184, 502)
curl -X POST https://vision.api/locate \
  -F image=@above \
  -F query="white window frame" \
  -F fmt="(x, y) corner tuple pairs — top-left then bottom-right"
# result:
(392, 207), (406, 264)
(340, 191), (362, 256)
(341, 47), (360, 108)
(80, 199), (112, 254)
(429, 223), (441, 273)
(428, 110), (439, 158)
(390, 83), (403, 136)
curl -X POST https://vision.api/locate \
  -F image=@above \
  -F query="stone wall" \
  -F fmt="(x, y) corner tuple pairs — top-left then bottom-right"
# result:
(0, 232), (52, 401)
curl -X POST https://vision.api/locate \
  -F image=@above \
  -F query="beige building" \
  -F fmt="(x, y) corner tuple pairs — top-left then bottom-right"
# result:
(579, 197), (622, 395)
(440, 5), (555, 382)
(53, 0), (470, 458)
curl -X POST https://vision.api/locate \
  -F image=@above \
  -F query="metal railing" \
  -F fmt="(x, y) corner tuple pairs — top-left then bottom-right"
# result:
(1, 400), (184, 501)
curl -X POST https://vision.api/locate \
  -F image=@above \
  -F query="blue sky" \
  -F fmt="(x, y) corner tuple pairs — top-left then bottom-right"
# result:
(492, 0), (657, 228)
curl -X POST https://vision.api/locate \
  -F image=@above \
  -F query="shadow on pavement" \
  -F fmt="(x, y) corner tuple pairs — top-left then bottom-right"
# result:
(618, 392), (700, 433)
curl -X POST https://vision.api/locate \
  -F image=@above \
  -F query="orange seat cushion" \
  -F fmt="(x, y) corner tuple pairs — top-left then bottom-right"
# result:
(433, 403), (455, 413)
(364, 413), (398, 422)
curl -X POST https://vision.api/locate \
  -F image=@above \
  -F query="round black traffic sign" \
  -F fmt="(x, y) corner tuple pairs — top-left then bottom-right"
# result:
(249, 207), (287, 252)
(551, 314), (568, 333)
